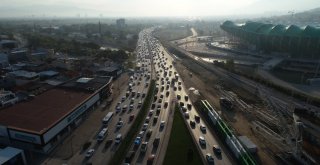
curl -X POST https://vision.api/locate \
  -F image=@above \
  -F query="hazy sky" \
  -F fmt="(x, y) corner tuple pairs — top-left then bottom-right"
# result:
(1, 0), (320, 18)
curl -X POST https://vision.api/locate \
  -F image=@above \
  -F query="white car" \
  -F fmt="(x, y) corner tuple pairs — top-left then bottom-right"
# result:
(85, 149), (95, 158)
(116, 121), (124, 129)
(115, 134), (122, 144)
(160, 121), (165, 128)
(142, 123), (148, 131)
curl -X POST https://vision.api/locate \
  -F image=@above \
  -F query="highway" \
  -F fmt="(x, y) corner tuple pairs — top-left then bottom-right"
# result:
(66, 29), (152, 165)
(122, 30), (176, 165)
(160, 41), (233, 165)
(123, 28), (233, 165)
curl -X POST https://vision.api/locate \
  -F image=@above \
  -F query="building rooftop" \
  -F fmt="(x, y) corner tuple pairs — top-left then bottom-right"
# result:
(0, 147), (23, 164)
(8, 70), (39, 79)
(0, 88), (91, 134)
(0, 76), (112, 134)
(98, 66), (119, 72)
(39, 70), (59, 77)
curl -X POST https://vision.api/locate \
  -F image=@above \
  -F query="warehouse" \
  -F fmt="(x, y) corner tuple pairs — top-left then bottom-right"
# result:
(0, 76), (112, 153)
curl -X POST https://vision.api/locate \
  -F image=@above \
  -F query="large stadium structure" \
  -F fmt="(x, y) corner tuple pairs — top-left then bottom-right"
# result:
(220, 21), (320, 59)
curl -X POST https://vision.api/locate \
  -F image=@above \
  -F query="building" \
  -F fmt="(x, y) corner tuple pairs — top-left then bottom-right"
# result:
(96, 66), (122, 79)
(0, 90), (18, 109)
(38, 70), (59, 80)
(0, 147), (27, 165)
(0, 76), (112, 153)
(9, 49), (28, 63)
(7, 70), (39, 86)
(0, 40), (17, 50)
(116, 18), (126, 28)
(0, 53), (9, 68)
(220, 21), (320, 59)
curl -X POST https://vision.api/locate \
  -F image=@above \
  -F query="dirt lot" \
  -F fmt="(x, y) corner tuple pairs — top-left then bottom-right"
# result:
(174, 57), (277, 165)
(38, 74), (129, 165)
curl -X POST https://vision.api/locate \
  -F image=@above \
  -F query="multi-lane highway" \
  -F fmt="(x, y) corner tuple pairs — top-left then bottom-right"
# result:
(122, 30), (176, 165)
(159, 39), (233, 165)
(122, 28), (233, 165)
(64, 27), (233, 165)
(65, 29), (153, 165)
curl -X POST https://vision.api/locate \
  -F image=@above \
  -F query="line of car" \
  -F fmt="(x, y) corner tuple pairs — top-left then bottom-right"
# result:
(83, 29), (153, 163)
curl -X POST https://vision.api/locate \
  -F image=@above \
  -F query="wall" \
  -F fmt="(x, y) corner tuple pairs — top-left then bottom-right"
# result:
(43, 93), (100, 143)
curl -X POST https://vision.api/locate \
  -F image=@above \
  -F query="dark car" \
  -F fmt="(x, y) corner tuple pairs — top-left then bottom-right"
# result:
(147, 154), (155, 165)
(146, 129), (153, 138)
(129, 114), (135, 122)
(125, 151), (135, 163)
(153, 137), (160, 147)
(213, 145), (222, 155)
(195, 115), (200, 122)
(189, 120), (196, 128)
(104, 139), (113, 149)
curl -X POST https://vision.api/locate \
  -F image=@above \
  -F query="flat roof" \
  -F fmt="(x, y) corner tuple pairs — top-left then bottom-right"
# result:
(0, 76), (112, 134)
(0, 88), (92, 134)
(0, 147), (23, 164)
(8, 70), (39, 79)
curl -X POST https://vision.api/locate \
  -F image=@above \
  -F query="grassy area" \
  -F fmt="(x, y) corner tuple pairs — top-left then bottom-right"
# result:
(108, 80), (156, 165)
(163, 105), (203, 165)
(154, 27), (192, 41)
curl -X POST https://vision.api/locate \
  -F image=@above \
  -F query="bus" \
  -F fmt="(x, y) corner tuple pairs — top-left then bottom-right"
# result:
(97, 127), (108, 142)
(102, 112), (114, 125)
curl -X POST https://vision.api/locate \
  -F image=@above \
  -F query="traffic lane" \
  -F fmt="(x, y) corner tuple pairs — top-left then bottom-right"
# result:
(127, 81), (163, 164)
(141, 89), (174, 165)
(173, 74), (232, 165)
(161, 44), (232, 164)
(126, 59), (172, 164)
(66, 75), (143, 164)
(131, 80), (173, 165)
(90, 70), (151, 164)
(67, 81), (135, 164)
(175, 86), (231, 164)
(89, 77), (148, 163)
